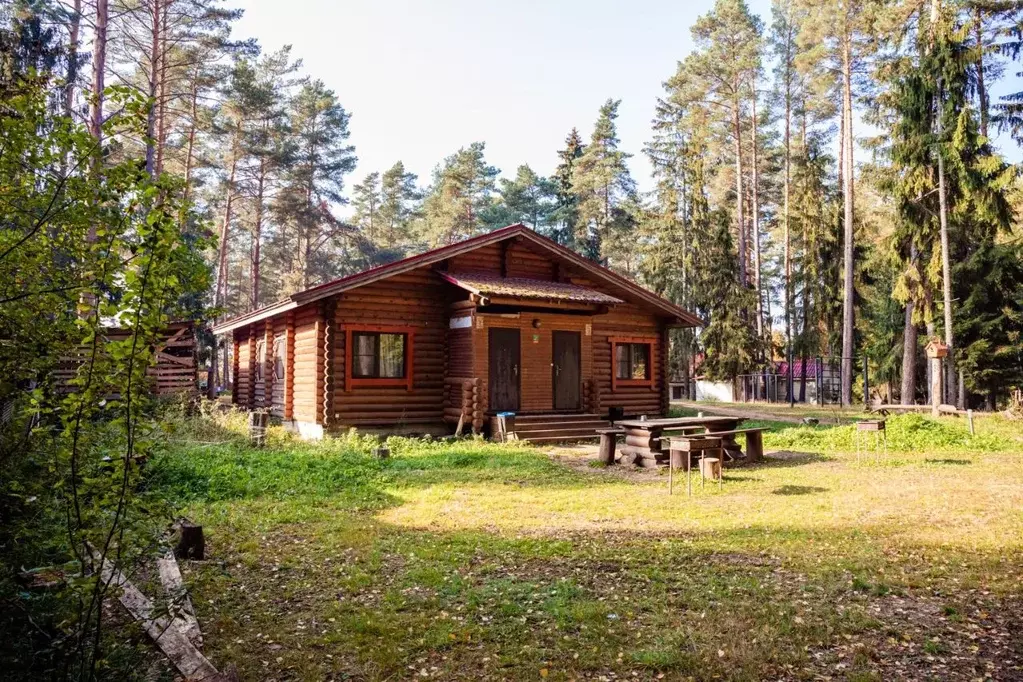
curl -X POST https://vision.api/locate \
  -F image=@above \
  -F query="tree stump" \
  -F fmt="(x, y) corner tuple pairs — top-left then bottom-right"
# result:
(174, 520), (205, 561)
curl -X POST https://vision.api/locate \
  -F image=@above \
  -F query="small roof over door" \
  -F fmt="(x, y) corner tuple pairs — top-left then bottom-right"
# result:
(438, 272), (624, 307)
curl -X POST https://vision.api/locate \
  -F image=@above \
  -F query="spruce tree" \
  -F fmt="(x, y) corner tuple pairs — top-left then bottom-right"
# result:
(569, 98), (636, 265)
(550, 128), (585, 247)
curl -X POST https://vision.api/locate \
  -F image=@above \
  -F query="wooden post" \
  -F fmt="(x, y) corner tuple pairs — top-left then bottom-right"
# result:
(967, 409), (975, 435)
(598, 432), (617, 465)
(745, 431), (764, 463)
(926, 340), (948, 418)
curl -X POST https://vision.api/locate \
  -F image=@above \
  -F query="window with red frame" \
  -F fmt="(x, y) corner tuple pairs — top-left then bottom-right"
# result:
(615, 342), (650, 381)
(351, 332), (407, 379)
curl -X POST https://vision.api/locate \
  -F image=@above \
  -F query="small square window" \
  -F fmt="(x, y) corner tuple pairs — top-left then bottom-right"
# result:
(352, 332), (406, 379)
(613, 341), (651, 382)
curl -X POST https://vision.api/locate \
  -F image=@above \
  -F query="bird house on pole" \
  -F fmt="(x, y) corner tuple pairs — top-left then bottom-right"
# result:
(925, 339), (949, 359)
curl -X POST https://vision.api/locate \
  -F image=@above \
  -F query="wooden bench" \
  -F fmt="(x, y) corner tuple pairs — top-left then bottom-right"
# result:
(701, 427), (767, 463)
(595, 427), (625, 465)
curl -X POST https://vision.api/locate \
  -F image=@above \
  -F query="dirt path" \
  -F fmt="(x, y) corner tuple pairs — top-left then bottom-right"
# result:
(671, 400), (854, 425)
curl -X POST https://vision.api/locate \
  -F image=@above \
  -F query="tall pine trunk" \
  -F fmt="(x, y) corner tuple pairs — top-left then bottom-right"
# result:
(840, 33), (855, 406)
(935, 83), (956, 406)
(155, 1), (170, 176)
(89, 0), (107, 146)
(145, 0), (163, 177)
(252, 160), (266, 309)
(900, 301), (917, 404)
(751, 85), (763, 341)
(209, 147), (238, 399)
(64, 0), (82, 118)
(732, 88), (746, 289)
(975, 9), (988, 139)
(783, 39), (792, 406)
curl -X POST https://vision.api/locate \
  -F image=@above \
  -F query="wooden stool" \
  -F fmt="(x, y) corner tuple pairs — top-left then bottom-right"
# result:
(855, 419), (887, 461)
(668, 436), (723, 496)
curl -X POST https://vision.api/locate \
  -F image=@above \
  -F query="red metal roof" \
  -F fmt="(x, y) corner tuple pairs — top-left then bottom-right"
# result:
(438, 272), (623, 305)
(213, 224), (703, 333)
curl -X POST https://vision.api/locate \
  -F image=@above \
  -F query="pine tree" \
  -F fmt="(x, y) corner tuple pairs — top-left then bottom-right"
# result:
(487, 164), (557, 232)
(378, 161), (421, 255)
(570, 98), (636, 265)
(796, 0), (878, 405)
(273, 79), (358, 291)
(352, 171), (382, 243)
(419, 142), (498, 246)
(686, 0), (763, 288)
(237, 47), (301, 309)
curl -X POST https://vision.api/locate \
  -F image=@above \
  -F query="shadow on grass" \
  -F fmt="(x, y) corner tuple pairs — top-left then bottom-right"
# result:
(754, 451), (834, 468)
(772, 484), (828, 496)
(924, 458), (972, 466)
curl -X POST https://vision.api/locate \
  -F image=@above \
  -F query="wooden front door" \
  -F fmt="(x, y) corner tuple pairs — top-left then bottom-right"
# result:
(488, 328), (520, 412)
(552, 331), (581, 411)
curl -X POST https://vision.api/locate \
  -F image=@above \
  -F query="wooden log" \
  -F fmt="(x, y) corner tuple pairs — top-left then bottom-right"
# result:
(174, 520), (205, 561)
(624, 434), (658, 449)
(156, 550), (202, 646)
(597, 432), (618, 465)
(92, 548), (220, 681)
(619, 445), (654, 459)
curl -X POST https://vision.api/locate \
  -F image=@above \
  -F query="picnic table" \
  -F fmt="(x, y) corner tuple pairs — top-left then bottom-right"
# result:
(614, 416), (744, 467)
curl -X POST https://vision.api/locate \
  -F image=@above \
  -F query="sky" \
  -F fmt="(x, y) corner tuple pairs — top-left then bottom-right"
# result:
(234, 0), (776, 198)
(234, 0), (1019, 204)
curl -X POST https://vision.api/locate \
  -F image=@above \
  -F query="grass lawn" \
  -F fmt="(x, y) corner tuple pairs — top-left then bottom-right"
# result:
(148, 411), (1023, 681)
(671, 399), (871, 424)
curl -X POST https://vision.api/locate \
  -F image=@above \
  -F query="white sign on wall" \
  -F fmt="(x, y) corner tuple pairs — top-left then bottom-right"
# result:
(449, 316), (473, 329)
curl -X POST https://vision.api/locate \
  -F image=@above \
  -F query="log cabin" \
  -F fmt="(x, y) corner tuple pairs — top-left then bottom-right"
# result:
(212, 224), (702, 442)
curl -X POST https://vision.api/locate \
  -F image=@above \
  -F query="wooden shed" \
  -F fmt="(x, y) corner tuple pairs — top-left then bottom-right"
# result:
(212, 224), (702, 442)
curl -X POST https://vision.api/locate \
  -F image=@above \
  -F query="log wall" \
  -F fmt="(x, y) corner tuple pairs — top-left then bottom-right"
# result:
(330, 267), (452, 427)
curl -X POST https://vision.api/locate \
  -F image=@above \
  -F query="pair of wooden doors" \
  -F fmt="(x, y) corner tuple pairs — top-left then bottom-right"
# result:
(488, 328), (580, 412)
